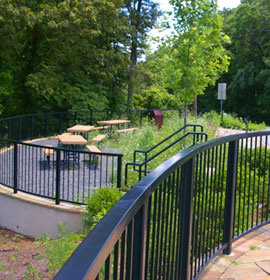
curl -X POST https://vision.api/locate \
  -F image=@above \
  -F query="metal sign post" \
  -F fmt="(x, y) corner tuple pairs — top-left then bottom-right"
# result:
(218, 83), (227, 125)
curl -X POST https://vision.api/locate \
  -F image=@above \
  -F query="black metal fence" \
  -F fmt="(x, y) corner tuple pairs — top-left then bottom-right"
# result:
(55, 131), (270, 279)
(0, 109), (182, 204)
(0, 109), (180, 141)
(0, 139), (123, 204)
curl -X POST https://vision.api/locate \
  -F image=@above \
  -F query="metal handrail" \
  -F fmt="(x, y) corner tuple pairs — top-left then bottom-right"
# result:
(125, 130), (208, 186)
(132, 124), (204, 174)
(134, 124), (203, 161)
(55, 130), (270, 280)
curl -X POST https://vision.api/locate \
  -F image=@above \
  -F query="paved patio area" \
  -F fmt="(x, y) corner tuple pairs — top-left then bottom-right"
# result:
(199, 223), (270, 280)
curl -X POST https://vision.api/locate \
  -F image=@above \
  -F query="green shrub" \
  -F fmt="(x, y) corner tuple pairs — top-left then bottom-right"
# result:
(222, 113), (266, 131)
(248, 121), (267, 131)
(82, 187), (123, 232)
(222, 113), (245, 130)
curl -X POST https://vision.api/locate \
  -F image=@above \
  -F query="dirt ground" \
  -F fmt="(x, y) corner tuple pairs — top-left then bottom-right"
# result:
(0, 227), (51, 280)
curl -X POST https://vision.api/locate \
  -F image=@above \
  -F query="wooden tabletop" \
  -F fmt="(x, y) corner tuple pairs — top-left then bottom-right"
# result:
(96, 120), (131, 125)
(67, 125), (95, 133)
(58, 134), (88, 145)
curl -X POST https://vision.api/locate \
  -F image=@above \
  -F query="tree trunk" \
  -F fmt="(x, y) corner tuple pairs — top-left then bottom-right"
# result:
(184, 100), (188, 128)
(127, 44), (136, 116)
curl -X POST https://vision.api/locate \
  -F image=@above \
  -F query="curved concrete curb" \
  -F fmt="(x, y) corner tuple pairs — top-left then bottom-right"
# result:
(0, 185), (85, 238)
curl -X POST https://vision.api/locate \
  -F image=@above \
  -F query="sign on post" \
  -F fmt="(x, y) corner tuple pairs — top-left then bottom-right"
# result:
(218, 83), (227, 100)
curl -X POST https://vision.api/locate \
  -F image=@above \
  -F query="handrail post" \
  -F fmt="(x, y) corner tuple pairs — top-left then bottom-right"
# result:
(223, 140), (238, 254)
(117, 155), (122, 189)
(13, 142), (18, 193)
(178, 158), (194, 280)
(132, 202), (148, 280)
(56, 150), (61, 204)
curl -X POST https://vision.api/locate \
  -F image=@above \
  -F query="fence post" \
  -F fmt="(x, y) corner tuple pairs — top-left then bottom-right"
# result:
(56, 150), (61, 204)
(13, 142), (18, 193)
(178, 158), (194, 280)
(223, 140), (238, 255)
(132, 202), (148, 280)
(117, 155), (122, 189)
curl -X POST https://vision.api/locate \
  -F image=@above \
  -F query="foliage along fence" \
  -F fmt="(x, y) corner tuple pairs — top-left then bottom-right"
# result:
(55, 131), (270, 279)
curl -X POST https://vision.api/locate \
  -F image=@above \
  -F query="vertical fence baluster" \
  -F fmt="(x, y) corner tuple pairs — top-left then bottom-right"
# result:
(13, 142), (17, 193)
(223, 140), (238, 255)
(117, 155), (122, 189)
(56, 150), (61, 205)
(178, 158), (194, 280)
(132, 202), (147, 280)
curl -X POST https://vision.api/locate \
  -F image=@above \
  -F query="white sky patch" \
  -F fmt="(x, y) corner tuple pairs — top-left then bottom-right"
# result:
(218, 0), (241, 9)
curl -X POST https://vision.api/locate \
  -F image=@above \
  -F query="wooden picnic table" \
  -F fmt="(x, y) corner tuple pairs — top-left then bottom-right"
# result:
(96, 120), (130, 126)
(67, 125), (95, 133)
(58, 134), (88, 145)
(57, 134), (88, 164)
(96, 120), (131, 134)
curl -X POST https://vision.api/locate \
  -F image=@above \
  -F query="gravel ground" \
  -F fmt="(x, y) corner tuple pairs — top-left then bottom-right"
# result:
(0, 138), (119, 204)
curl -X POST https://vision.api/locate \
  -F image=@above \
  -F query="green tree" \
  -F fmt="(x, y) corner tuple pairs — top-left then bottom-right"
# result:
(122, 0), (161, 114)
(0, 0), (129, 117)
(220, 0), (270, 122)
(163, 0), (230, 126)
(133, 49), (179, 110)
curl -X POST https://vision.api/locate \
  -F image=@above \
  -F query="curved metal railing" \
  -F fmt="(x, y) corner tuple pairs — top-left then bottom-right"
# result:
(55, 131), (270, 279)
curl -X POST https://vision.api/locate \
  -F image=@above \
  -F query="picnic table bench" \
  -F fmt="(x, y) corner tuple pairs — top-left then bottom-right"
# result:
(86, 145), (101, 153)
(92, 134), (106, 143)
(115, 128), (137, 133)
(86, 145), (102, 167)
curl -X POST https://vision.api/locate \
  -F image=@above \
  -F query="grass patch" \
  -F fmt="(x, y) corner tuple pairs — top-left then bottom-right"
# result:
(249, 245), (261, 250)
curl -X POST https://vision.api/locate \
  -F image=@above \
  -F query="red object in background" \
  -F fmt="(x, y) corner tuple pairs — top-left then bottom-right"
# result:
(149, 110), (164, 129)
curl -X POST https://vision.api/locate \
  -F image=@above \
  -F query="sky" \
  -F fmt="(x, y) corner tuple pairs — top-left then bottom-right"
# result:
(157, 0), (241, 11)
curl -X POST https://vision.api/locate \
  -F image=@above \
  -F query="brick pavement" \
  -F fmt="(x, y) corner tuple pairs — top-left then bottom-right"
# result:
(199, 223), (270, 280)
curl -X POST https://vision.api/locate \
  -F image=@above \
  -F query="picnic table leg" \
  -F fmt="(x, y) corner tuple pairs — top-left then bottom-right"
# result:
(47, 155), (50, 168)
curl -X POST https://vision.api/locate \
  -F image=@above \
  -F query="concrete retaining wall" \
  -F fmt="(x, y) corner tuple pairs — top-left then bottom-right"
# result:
(0, 185), (85, 238)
